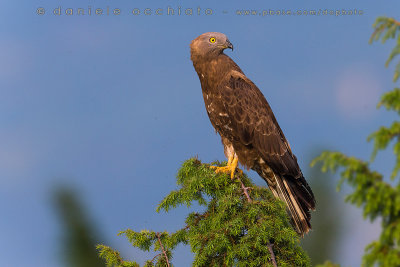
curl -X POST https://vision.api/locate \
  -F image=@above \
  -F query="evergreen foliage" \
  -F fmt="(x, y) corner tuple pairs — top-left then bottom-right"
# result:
(97, 159), (310, 266)
(312, 16), (400, 267)
(301, 153), (343, 265)
(370, 17), (400, 82)
(54, 188), (105, 267)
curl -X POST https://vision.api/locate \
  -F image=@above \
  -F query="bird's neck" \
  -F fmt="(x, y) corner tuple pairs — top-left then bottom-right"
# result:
(191, 53), (241, 91)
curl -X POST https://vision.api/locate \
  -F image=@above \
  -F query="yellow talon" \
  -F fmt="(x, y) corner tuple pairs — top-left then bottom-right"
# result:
(210, 156), (242, 179)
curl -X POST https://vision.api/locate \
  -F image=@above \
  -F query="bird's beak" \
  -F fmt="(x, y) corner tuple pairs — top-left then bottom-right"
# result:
(225, 39), (234, 51)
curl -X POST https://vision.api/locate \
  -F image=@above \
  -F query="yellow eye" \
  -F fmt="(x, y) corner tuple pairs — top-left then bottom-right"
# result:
(209, 37), (216, 43)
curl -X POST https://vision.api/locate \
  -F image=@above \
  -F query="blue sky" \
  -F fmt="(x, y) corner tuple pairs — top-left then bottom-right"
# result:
(1, 0), (400, 266)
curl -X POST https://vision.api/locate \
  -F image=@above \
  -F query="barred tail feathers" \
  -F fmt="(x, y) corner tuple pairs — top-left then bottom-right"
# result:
(254, 164), (313, 236)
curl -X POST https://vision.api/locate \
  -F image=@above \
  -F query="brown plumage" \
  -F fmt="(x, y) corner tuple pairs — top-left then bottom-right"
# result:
(190, 32), (316, 236)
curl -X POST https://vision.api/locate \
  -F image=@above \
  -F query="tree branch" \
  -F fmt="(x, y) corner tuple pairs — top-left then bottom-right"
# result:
(393, 18), (400, 26)
(267, 243), (277, 267)
(150, 253), (162, 264)
(235, 174), (277, 267)
(156, 233), (170, 267)
(240, 181), (252, 203)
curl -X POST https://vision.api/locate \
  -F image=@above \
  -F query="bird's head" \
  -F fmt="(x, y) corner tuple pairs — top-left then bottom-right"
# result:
(190, 32), (233, 58)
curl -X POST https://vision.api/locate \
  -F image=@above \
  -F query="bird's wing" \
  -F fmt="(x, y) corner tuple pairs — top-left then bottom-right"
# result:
(218, 70), (301, 178)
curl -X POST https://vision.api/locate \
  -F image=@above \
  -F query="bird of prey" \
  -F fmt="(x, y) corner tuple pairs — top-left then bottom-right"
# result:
(190, 32), (315, 235)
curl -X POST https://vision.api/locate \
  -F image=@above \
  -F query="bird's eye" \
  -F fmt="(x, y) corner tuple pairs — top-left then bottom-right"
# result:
(209, 37), (216, 43)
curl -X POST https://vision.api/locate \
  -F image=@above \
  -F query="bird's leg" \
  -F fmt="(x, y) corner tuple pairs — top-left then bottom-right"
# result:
(210, 155), (243, 179)
(229, 156), (243, 179)
(227, 155), (233, 166)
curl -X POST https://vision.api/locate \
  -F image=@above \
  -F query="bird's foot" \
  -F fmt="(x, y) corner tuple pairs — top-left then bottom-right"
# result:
(210, 156), (242, 179)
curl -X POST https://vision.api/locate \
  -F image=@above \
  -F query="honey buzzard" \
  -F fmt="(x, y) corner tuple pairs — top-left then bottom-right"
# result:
(190, 32), (315, 235)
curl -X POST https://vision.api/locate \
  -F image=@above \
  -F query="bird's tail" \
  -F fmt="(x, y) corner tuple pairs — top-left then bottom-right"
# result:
(253, 164), (315, 236)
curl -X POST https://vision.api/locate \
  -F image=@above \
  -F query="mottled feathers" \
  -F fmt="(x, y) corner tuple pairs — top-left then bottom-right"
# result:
(190, 32), (315, 235)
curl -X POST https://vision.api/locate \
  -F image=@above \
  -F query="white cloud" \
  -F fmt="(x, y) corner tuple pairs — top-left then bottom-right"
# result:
(335, 65), (381, 120)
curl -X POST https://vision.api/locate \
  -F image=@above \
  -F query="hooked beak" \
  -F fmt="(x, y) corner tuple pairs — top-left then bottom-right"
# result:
(225, 39), (234, 51)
